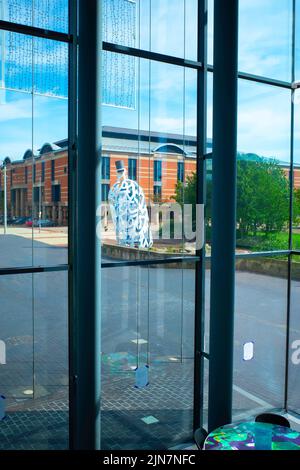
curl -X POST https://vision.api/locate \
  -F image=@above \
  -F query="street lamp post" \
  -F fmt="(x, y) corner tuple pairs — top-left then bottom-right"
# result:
(0, 160), (7, 234)
(39, 176), (42, 232)
(4, 163), (7, 234)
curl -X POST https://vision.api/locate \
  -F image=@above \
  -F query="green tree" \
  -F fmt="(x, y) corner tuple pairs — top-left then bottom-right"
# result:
(236, 156), (289, 236)
(173, 154), (290, 238)
(294, 187), (300, 225)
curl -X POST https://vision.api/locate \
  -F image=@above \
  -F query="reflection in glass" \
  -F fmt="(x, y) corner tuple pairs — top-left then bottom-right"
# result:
(296, 0), (300, 81)
(0, 272), (68, 449)
(101, 55), (198, 260)
(0, 0), (68, 33)
(238, 0), (293, 81)
(101, 263), (195, 449)
(287, 256), (300, 415)
(0, 32), (68, 268)
(102, 0), (198, 61)
(0, 274), (33, 400)
(233, 256), (288, 418)
(237, 80), (291, 253)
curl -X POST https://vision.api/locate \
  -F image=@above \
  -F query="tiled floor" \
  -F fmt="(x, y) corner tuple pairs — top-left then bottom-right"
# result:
(1, 356), (299, 450)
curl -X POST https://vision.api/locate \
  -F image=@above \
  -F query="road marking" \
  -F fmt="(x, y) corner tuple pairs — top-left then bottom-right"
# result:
(233, 406), (270, 422)
(131, 338), (148, 344)
(285, 413), (300, 426)
(233, 384), (273, 408)
(233, 387), (300, 428)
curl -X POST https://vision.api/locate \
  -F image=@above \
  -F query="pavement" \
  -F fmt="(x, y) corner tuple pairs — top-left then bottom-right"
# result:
(0, 229), (300, 449)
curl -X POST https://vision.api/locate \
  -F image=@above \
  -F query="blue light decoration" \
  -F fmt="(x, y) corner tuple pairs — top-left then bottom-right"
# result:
(0, 395), (5, 420)
(102, 0), (136, 109)
(0, 0), (68, 97)
(135, 365), (149, 389)
(0, 0), (136, 108)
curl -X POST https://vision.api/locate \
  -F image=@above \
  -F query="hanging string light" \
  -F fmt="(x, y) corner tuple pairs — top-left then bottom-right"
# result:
(2, 0), (68, 98)
(1, 0), (136, 107)
(102, 0), (136, 109)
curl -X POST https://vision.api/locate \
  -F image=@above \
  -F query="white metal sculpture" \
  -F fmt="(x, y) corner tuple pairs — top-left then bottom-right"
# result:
(108, 160), (153, 248)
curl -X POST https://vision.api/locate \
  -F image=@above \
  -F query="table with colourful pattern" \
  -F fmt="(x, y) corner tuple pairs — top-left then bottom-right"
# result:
(204, 421), (300, 450)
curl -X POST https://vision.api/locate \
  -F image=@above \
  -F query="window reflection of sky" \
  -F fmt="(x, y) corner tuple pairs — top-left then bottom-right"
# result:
(0, 0), (298, 164)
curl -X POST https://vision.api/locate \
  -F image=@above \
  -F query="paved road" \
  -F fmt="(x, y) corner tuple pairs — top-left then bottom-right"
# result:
(0, 230), (299, 421)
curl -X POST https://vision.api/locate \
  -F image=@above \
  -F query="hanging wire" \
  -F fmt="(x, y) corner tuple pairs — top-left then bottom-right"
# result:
(134, 0), (141, 375)
(147, 0), (152, 369)
(180, 0), (187, 364)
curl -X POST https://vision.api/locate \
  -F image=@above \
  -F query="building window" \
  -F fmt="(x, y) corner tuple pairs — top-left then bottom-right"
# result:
(33, 164), (36, 183)
(11, 189), (15, 205)
(51, 159), (55, 182)
(41, 162), (45, 183)
(101, 184), (110, 202)
(33, 187), (40, 203)
(101, 156), (110, 180)
(153, 185), (162, 199)
(52, 184), (61, 203)
(128, 158), (137, 180)
(10, 169), (13, 186)
(177, 161), (184, 182)
(25, 166), (28, 184)
(154, 160), (162, 182)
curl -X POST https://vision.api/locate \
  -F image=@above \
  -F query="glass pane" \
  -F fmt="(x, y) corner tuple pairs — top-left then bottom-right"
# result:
(101, 54), (199, 262)
(202, 357), (209, 430)
(0, 274), (33, 403)
(0, 32), (68, 267)
(0, 271), (68, 450)
(32, 37), (68, 266)
(237, 80), (291, 252)
(103, 0), (198, 61)
(293, 89), (300, 249)
(296, 0), (300, 81)
(233, 255), (288, 420)
(207, 0), (214, 66)
(238, 0), (293, 81)
(287, 255), (300, 416)
(32, 271), (68, 448)
(0, 31), (34, 268)
(0, 0), (68, 33)
(101, 262), (195, 449)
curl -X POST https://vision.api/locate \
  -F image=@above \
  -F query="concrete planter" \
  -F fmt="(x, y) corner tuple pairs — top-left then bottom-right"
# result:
(102, 243), (300, 280)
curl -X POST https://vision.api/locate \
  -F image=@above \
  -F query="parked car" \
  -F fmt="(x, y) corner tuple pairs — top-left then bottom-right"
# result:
(7, 216), (18, 225)
(0, 216), (16, 225)
(13, 216), (31, 225)
(25, 218), (37, 227)
(33, 219), (55, 228)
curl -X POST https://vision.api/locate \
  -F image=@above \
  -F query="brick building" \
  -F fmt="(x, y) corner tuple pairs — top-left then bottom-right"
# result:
(0, 126), (299, 226)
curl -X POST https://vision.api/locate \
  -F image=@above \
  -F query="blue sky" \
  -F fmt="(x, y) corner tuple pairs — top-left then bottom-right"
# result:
(0, 0), (299, 163)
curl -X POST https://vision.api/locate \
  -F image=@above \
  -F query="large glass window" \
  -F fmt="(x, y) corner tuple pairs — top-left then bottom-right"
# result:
(238, 0), (293, 82)
(287, 256), (300, 416)
(236, 80), (291, 253)
(101, 262), (195, 449)
(0, 3), (69, 450)
(100, 0), (203, 451)
(103, 0), (198, 61)
(233, 256), (288, 419)
(1, 0), (299, 452)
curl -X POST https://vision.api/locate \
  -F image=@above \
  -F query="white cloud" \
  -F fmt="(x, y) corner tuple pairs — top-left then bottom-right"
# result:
(0, 94), (33, 122)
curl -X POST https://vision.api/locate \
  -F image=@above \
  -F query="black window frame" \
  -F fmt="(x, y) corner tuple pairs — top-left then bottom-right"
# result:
(128, 157), (137, 180)
(154, 160), (162, 182)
